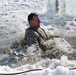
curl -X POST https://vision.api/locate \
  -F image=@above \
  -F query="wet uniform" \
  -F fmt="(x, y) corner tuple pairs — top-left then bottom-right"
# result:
(25, 27), (49, 51)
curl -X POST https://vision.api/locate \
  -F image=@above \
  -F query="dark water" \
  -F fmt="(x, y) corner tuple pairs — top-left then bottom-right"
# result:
(61, 36), (76, 60)
(46, 36), (76, 60)
(64, 36), (76, 50)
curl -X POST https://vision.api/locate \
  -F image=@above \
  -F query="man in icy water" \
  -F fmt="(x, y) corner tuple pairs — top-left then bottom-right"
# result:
(25, 13), (56, 57)
(25, 13), (74, 59)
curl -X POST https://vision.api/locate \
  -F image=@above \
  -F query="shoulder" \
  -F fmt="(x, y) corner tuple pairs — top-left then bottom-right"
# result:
(25, 27), (39, 38)
(25, 27), (34, 34)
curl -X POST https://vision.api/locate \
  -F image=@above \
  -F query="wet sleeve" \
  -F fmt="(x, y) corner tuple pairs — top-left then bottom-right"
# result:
(25, 30), (39, 46)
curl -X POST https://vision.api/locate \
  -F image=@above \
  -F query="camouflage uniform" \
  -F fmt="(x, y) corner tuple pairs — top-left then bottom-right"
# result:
(25, 27), (49, 51)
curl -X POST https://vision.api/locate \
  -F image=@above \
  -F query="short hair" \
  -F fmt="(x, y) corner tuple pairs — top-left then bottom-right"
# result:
(28, 13), (38, 22)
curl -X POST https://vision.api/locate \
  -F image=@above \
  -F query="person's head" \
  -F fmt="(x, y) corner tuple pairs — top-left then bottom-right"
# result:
(28, 13), (40, 29)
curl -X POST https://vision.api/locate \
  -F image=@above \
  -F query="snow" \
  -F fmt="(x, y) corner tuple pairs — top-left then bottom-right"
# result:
(66, 0), (76, 16)
(0, 56), (76, 75)
(0, 0), (76, 75)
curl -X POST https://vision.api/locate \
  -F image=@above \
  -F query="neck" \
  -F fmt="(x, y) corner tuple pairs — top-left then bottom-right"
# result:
(30, 26), (39, 31)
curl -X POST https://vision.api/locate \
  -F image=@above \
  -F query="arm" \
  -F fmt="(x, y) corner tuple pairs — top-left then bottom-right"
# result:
(25, 29), (39, 46)
(25, 29), (42, 52)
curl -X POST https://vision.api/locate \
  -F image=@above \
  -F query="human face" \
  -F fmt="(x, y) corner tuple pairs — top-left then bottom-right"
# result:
(30, 15), (40, 28)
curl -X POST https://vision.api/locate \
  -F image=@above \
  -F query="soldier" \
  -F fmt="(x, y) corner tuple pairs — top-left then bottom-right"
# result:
(25, 13), (55, 52)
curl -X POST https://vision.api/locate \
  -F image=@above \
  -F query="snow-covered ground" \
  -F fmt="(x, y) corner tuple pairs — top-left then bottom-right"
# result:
(0, 0), (76, 75)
